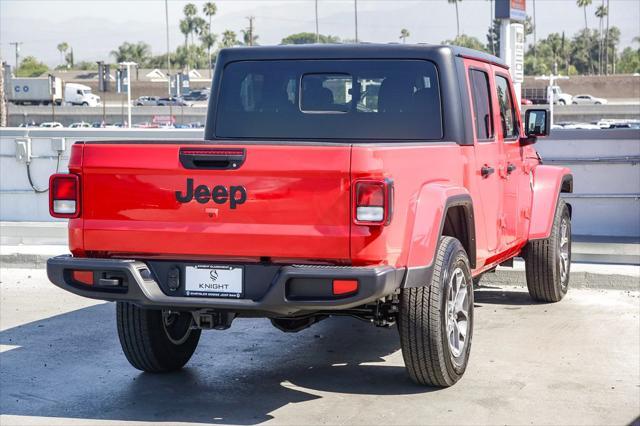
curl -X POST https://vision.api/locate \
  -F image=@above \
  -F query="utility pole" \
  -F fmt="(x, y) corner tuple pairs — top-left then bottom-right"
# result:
(315, 0), (319, 43)
(354, 0), (359, 43)
(0, 59), (6, 127)
(165, 0), (172, 121)
(247, 16), (255, 46)
(604, 0), (610, 74)
(9, 42), (23, 70)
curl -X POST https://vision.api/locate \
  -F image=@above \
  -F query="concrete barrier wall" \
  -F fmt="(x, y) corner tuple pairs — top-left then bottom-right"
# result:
(1, 128), (639, 238)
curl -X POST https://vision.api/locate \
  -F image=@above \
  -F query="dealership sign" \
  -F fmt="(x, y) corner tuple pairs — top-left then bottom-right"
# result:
(496, 0), (526, 21)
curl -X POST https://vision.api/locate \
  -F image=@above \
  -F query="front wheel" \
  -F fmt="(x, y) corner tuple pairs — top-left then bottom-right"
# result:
(524, 199), (571, 302)
(398, 236), (474, 387)
(116, 302), (201, 372)
(558, 99), (566, 105)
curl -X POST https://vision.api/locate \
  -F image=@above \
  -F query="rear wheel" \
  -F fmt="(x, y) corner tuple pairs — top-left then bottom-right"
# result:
(524, 199), (571, 302)
(116, 302), (201, 372)
(398, 236), (474, 387)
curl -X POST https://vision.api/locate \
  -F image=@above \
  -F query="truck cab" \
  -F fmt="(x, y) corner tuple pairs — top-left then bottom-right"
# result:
(47, 45), (572, 387)
(64, 83), (101, 107)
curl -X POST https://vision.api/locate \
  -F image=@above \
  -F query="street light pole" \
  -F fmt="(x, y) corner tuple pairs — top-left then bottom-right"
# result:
(354, 0), (359, 43)
(165, 0), (173, 121)
(315, 0), (319, 43)
(120, 61), (137, 128)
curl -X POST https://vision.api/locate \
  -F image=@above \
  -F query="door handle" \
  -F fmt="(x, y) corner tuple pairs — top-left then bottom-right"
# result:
(481, 165), (495, 178)
(507, 163), (516, 174)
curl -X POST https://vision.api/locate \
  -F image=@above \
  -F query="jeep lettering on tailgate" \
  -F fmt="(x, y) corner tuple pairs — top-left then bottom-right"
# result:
(175, 178), (247, 209)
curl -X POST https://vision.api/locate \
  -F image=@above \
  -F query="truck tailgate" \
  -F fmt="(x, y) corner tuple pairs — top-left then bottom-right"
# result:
(80, 143), (351, 261)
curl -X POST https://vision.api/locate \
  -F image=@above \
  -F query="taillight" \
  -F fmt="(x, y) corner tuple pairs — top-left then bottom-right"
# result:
(353, 179), (393, 226)
(49, 174), (80, 218)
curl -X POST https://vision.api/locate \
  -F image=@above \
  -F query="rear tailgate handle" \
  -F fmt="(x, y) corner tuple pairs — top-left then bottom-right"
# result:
(179, 148), (246, 170)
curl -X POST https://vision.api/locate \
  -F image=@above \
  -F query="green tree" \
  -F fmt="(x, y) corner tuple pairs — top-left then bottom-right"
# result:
(110, 42), (151, 65)
(595, 4), (608, 74)
(280, 32), (341, 45)
(576, 0), (592, 31)
(74, 61), (98, 71)
(221, 30), (239, 48)
(448, 0), (462, 38)
(56, 42), (69, 67)
(202, 2), (218, 74)
(399, 28), (410, 44)
(617, 46), (640, 74)
(16, 56), (48, 77)
(241, 28), (259, 46)
(442, 34), (487, 52)
(179, 19), (191, 50)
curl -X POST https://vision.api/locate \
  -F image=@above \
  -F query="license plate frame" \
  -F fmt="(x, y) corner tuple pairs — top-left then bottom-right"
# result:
(184, 265), (243, 299)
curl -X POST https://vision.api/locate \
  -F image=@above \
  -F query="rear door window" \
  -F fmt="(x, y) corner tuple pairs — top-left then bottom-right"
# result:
(215, 60), (442, 140)
(468, 69), (494, 141)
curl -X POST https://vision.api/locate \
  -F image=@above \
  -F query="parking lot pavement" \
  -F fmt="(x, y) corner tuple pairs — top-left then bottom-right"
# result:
(1, 267), (638, 426)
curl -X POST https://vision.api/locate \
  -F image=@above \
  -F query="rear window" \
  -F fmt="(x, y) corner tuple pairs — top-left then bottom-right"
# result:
(215, 60), (442, 140)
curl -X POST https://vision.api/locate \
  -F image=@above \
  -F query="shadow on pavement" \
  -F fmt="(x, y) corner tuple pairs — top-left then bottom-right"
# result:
(475, 287), (538, 306)
(0, 303), (433, 424)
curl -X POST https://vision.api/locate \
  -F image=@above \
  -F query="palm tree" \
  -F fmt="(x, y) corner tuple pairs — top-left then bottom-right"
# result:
(595, 4), (607, 74)
(56, 42), (69, 66)
(448, 0), (462, 38)
(399, 28), (410, 44)
(110, 42), (151, 66)
(576, 0), (592, 31)
(202, 2), (217, 76)
(241, 29), (259, 46)
(180, 19), (191, 50)
(221, 30), (239, 48)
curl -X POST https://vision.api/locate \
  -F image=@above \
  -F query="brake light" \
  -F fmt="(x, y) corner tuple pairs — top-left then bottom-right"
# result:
(49, 174), (80, 218)
(353, 179), (393, 225)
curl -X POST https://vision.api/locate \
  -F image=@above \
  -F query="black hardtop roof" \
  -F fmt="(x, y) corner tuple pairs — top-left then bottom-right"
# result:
(215, 43), (507, 69)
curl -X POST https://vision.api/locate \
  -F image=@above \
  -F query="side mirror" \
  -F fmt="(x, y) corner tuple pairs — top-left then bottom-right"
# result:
(520, 109), (549, 146)
(521, 109), (549, 146)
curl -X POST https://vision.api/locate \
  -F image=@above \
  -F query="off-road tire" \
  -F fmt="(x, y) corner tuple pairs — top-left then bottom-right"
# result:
(524, 199), (571, 302)
(398, 236), (474, 387)
(116, 302), (201, 373)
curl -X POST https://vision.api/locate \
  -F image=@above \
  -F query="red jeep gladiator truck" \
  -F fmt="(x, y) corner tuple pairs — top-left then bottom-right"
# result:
(47, 44), (572, 387)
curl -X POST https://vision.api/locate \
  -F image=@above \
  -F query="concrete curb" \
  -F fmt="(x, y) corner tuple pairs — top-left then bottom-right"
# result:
(2, 251), (638, 291)
(480, 268), (639, 291)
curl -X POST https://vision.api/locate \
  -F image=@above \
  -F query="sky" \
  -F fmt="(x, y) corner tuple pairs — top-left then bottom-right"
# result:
(1, 0), (639, 68)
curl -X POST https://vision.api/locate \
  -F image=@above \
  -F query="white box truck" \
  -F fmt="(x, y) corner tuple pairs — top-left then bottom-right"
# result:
(64, 83), (101, 107)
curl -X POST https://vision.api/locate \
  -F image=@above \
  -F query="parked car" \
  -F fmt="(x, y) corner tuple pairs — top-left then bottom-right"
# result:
(183, 90), (210, 101)
(572, 94), (608, 105)
(133, 122), (158, 128)
(521, 98), (533, 105)
(135, 96), (160, 106)
(157, 96), (191, 106)
(18, 120), (38, 128)
(68, 122), (92, 128)
(39, 122), (63, 128)
(47, 44), (571, 388)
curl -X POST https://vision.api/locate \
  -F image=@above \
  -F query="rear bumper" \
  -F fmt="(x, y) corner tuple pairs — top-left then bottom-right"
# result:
(46, 255), (404, 316)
